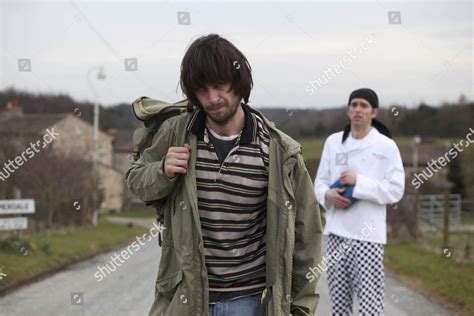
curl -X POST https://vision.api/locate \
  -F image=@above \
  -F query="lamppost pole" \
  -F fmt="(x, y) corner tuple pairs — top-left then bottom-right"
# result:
(412, 135), (421, 170)
(87, 66), (105, 226)
(412, 135), (421, 239)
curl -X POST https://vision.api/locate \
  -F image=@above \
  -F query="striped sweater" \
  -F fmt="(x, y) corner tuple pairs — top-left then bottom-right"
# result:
(187, 103), (270, 302)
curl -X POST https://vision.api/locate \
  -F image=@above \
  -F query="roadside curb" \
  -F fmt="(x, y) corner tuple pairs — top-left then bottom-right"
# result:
(385, 265), (461, 316)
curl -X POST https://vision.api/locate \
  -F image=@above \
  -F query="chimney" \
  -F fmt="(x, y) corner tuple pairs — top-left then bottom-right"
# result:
(0, 99), (24, 121)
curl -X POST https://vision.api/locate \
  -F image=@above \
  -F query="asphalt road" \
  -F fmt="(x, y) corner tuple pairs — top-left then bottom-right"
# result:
(0, 220), (453, 316)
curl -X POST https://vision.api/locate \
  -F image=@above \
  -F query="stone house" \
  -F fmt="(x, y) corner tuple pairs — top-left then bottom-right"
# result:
(0, 103), (123, 211)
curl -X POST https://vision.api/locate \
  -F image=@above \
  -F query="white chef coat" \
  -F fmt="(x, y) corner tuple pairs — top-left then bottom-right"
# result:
(314, 127), (405, 244)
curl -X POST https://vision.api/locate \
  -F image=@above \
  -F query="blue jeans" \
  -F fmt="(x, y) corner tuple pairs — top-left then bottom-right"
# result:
(208, 293), (261, 316)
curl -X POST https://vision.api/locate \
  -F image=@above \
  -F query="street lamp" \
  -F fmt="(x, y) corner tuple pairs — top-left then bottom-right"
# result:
(87, 66), (106, 226)
(412, 135), (421, 170)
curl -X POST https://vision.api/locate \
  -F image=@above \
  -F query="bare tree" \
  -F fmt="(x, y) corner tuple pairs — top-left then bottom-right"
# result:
(0, 136), (103, 227)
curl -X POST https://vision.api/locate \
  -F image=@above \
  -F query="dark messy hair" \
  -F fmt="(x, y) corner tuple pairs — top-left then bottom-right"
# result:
(180, 34), (253, 109)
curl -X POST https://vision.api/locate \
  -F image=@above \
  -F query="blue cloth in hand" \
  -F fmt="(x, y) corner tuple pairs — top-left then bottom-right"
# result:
(329, 179), (359, 208)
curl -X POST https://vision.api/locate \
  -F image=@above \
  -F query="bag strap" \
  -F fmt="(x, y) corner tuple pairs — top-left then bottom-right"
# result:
(174, 107), (190, 147)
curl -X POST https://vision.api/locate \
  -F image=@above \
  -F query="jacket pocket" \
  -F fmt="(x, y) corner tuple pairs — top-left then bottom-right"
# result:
(154, 242), (181, 296)
(155, 270), (183, 300)
(150, 269), (188, 316)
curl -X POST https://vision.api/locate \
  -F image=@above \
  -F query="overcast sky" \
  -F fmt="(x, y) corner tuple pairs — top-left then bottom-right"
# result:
(1, 0), (472, 109)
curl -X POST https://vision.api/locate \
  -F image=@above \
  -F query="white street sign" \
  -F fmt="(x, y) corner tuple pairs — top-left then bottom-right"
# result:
(0, 199), (35, 215)
(0, 217), (28, 231)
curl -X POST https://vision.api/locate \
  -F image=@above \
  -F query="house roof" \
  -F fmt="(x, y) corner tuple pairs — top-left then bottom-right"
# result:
(0, 113), (69, 135)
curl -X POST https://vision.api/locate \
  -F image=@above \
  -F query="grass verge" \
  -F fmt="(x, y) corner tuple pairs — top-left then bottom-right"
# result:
(0, 221), (147, 295)
(385, 239), (474, 316)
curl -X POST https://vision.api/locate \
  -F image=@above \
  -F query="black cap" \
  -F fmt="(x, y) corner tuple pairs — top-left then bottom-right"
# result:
(348, 88), (379, 108)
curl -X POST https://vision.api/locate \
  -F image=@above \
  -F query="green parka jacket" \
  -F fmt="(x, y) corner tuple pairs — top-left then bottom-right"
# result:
(125, 103), (324, 316)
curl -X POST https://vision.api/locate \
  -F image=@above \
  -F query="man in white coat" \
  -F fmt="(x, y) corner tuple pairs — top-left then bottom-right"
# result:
(314, 88), (405, 315)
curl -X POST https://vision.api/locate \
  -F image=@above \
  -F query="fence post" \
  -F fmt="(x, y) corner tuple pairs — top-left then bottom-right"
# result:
(442, 190), (450, 255)
(414, 192), (421, 240)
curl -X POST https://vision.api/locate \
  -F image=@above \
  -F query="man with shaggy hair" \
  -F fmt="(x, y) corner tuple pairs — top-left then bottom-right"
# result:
(126, 34), (323, 315)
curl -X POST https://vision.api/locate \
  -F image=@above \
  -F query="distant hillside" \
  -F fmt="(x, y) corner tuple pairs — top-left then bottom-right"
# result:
(258, 96), (473, 139)
(1, 88), (472, 139)
(0, 88), (138, 130)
